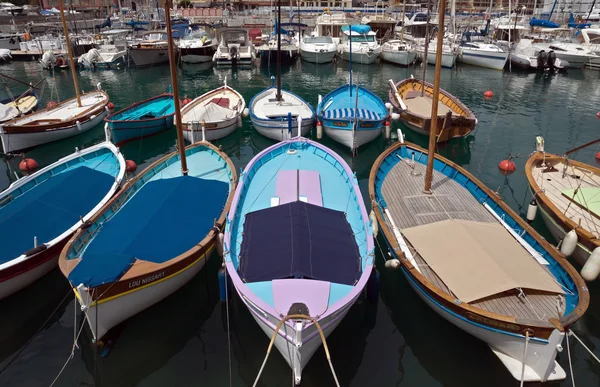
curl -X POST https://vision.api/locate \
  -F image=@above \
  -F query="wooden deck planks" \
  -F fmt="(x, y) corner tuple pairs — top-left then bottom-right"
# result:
(381, 158), (566, 322)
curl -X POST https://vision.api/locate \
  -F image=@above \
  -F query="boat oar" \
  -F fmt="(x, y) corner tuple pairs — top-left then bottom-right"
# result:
(0, 73), (42, 90)
(388, 79), (407, 111)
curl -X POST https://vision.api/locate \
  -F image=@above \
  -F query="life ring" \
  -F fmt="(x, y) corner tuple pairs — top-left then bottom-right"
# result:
(55, 57), (65, 66)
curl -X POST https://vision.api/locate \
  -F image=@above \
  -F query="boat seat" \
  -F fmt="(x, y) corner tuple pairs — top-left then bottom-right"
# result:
(275, 170), (323, 206)
(323, 108), (382, 121)
(207, 97), (230, 108)
(405, 90), (422, 99)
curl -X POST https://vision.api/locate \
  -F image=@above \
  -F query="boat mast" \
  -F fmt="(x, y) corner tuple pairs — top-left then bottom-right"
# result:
(165, 0), (188, 176)
(423, 0), (447, 193)
(401, 0), (406, 41)
(585, 0), (597, 24)
(276, 0), (282, 101)
(58, 0), (81, 107)
(349, 24), (352, 96)
(421, 0), (431, 97)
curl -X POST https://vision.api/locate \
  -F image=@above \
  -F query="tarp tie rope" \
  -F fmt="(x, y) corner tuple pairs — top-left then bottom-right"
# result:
(519, 330), (530, 387)
(252, 314), (340, 387)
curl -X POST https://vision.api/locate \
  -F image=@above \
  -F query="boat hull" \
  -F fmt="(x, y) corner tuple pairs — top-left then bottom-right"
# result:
(0, 108), (107, 153)
(182, 117), (238, 142)
(128, 47), (169, 67)
(323, 122), (383, 149)
(419, 50), (456, 68)
(180, 46), (216, 64)
(458, 49), (508, 70)
(381, 49), (417, 66)
(259, 48), (298, 65)
(109, 115), (174, 145)
(252, 117), (313, 141)
(340, 48), (380, 64)
(80, 54), (127, 69)
(300, 48), (336, 64)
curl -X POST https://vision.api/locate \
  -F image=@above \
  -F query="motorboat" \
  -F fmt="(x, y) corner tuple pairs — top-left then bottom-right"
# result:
(213, 28), (255, 67)
(128, 31), (169, 68)
(381, 39), (417, 66)
(313, 11), (348, 45)
(299, 35), (336, 64)
(338, 25), (381, 65)
(178, 25), (218, 64)
(458, 42), (508, 70)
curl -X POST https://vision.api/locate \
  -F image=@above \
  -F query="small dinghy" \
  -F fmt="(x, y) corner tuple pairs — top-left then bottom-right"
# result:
(181, 79), (247, 142)
(389, 78), (476, 142)
(224, 134), (373, 385)
(0, 139), (125, 300)
(317, 83), (387, 151)
(0, 89), (40, 122)
(105, 93), (175, 145)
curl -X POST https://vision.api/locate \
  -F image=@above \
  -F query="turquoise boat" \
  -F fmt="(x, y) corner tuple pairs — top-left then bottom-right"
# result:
(105, 93), (175, 145)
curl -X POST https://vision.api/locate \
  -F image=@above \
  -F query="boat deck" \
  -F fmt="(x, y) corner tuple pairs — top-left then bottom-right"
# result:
(182, 89), (240, 123)
(252, 88), (313, 120)
(404, 94), (458, 117)
(12, 91), (105, 125)
(532, 160), (600, 238)
(380, 157), (565, 325)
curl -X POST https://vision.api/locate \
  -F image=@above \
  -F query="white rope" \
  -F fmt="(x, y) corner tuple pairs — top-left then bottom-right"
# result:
(570, 330), (600, 365)
(519, 331), (530, 387)
(566, 330), (576, 387)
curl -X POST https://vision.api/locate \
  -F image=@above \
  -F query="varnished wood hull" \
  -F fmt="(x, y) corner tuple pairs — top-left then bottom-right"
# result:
(389, 79), (476, 142)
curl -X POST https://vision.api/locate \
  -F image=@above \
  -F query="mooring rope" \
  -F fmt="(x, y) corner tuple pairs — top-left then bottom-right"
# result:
(569, 330), (600, 365)
(566, 330), (576, 387)
(519, 330), (530, 387)
(252, 314), (340, 387)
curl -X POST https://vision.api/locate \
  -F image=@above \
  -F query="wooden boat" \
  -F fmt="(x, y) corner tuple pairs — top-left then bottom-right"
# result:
(525, 137), (600, 281)
(181, 80), (246, 142)
(0, 140), (125, 300)
(0, 7), (108, 154)
(388, 78), (477, 143)
(370, 6), (589, 383)
(249, 1), (315, 141)
(0, 89), (39, 123)
(105, 93), (175, 145)
(317, 84), (387, 151)
(224, 136), (373, 385)
(58, 5), (237, 342)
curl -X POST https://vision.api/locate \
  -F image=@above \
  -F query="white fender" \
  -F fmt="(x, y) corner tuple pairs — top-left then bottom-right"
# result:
(391, 112), (400, 120)
(581, 246), (600, 281)
(242, 108), (249, 117)
(526, 199), (538, 222)
(369, 210), (378, 238)
(216, 232), (224, 257)
(316, 120), (323, 140)
(385, 259), (400, 269)
(560, 229), (578, 257)
(76, 120), (82, 131)
(536, 136), (545, 152)
(384, 120), (391, 140)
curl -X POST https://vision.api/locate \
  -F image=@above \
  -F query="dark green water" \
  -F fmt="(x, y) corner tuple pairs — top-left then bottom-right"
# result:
(0, 60), (599, 387)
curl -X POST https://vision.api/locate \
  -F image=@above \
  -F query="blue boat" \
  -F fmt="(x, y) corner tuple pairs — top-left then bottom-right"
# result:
(0, 141), (125, 300)
(316, 83), (387, 151)
(224, 137), (373, 384)
(105, 93), (175, 145)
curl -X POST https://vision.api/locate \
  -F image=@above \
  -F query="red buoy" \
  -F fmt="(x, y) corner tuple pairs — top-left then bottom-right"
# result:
(182, 96), (192, 106)
(19, 158), (38, 175)
(597, 112), (600, 119)
(596, 151), (600, 160)
(125, 159), (137, 173)
(484, 90), (494, 98)
(46, 101), (58, 109)
(107, 101), (115, 110)
(498, 159), (516, 175)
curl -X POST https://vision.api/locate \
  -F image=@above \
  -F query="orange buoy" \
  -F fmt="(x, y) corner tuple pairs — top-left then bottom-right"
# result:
(125, 160), (137, 173)
(182, 96), (192, 106)
(484, 90), (494, 98)
(596, 152), (600, 160)
(19, 158), (38, 175)
(498, 159), (516, 175)
(46, 101), (58, 109)
(107, 102), (115, 110)
(597, 112), (600, 119)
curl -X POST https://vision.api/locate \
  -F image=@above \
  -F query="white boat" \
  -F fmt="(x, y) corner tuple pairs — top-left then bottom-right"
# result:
(0, 89), (108, 153)
(533, 42), (598, 69)
(458, 42), (508, 70)
(181, 80), (246, 142)
(128, 31), (169, 68)
(78, 47), (128, 69)
(178, 26), (217, 64)
(559, 28), (600, 70)
(0, 33), (22, 50)
(338, 25), (381, 65)
(417, 40), (457, 68)
(510, 39), (568, 70)
(313, 11), (348, 45)
(213, 28), (255, 67)
(0, 48), (10, 61)
(0, 2), (23, 14)
(381, 39), (417, 66)
(299, 36), (336, 63)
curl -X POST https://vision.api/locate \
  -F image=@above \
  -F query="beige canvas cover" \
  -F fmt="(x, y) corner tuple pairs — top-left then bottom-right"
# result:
(401, 219), (564, 303)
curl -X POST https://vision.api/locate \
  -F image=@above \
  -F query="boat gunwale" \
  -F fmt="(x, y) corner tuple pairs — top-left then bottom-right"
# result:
(58, 140), (237, 301)
(525, 151), (600, 254)
(105, 92), (175, 126)
(368, 141), (589, 337)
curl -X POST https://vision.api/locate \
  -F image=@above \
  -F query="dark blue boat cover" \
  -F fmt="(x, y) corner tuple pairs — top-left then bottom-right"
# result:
(68, 176), (228, 288)
(238, 201), (361, 286)
(0, 167), (114, 265)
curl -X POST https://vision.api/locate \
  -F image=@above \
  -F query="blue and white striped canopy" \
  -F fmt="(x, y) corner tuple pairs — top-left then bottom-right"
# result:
(323, 108), (381, 121)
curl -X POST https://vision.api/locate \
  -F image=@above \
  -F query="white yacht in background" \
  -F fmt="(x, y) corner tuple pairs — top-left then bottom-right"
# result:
(128, 31), (169, 68)
(213, 28), (255, 67)
(381, 39), (416, 66)
(532, 41), (597, 68)
(418, 39), (457, 68)
(558, 28), (600, 69)
(0, 2), (23, 14)
(0, 33), (22, 50)
(313, 12), (348, 44)
(300, 35), (336, 63)
(79, 30), (129, 69)
(178, 25), (218, 64)
(458, 42), (508, 70)
(338, 25), (381, 65)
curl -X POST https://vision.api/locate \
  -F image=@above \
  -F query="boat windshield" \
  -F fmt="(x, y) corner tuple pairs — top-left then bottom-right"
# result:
(350, 35), (375, 43)
(305, 36), (333, 44)
(222, 32), (246, 45)
(184, 30), (207, 40)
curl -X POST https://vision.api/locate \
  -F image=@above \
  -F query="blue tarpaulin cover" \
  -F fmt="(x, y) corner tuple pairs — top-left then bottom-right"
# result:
(0, 167), (114, 264)
(238, 201), (361, 286)
(68, 176), (228, 287)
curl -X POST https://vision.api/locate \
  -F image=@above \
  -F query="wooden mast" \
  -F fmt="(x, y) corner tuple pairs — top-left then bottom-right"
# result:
(423, 0), (447, 193)
(58, 0), (81, 107)
(276, 0), (282, 101)
(165, 0), (188, 176)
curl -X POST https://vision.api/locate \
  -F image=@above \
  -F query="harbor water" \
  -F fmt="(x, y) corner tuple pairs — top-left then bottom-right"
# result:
(0, 60), (599, 386)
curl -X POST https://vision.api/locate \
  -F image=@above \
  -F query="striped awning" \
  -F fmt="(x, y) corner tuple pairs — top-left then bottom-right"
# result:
(323, 108), (381, 121)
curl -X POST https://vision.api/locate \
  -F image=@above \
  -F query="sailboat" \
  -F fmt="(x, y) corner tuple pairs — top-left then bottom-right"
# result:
(525, 137), (600, 281)
(223, 123), (374, 385)
(0, 7), (108, 154)
(58, 5), (237, 342)
(369, 1), (589, 383)
(249, 0), (315, 142)
(316, 26), (388, 151)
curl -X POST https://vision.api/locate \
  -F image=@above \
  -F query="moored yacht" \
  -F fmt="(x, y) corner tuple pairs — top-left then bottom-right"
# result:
(338, 25), (381, 65)
(300, 35), (336, 63)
